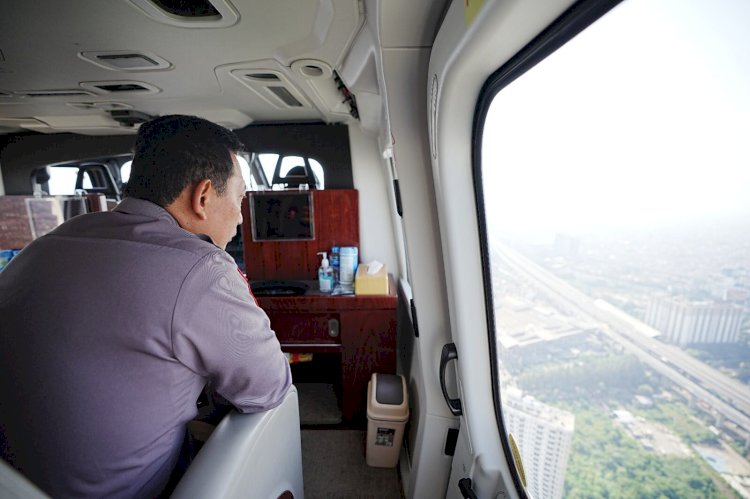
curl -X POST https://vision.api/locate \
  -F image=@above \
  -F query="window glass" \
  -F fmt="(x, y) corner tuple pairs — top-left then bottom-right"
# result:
(236, 154), (252, 190)
(480, 1), (750, 498)
(308, 158), (325, 189)
(279, 155), (305, 178)
(47, 167), (92, 195)
(120, 161), (132, 183)
(258, 153), (279, 184)
(257, 153), (325, 189)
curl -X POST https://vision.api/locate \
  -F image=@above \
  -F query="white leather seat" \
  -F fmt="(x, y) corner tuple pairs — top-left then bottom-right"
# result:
(172, 385), (303, 499)
(0, 459), (49, 499)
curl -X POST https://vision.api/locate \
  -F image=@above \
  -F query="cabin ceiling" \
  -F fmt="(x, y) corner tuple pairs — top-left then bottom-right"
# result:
(0, 0), (366, 135)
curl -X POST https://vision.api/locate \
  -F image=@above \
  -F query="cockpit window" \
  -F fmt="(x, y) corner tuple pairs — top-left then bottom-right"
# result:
(47, 166), (93, 195)
(258, 153), (325, 190)
(120, 161), (132, 184)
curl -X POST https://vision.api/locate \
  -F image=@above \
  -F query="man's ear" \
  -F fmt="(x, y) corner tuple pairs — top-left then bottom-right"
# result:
(190, 179), (213, 220)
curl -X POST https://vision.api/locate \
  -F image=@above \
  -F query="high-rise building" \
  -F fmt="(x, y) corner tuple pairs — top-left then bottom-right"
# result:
(644, 297), (745, 346)
(502, 387), (575, 499)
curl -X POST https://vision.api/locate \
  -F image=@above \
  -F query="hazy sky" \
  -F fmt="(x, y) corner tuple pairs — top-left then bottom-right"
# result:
(482, 0), (750, 238)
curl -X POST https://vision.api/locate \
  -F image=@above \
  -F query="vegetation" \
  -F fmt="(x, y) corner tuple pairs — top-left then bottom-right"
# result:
(518, 354), (647, 401)
(561, 404), (729, 498)
(514, 354), (739, 497)
(629, 401), (717, 445)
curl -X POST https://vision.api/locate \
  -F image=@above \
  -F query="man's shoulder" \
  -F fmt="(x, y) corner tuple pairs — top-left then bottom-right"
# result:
(52, 206), (221, 261)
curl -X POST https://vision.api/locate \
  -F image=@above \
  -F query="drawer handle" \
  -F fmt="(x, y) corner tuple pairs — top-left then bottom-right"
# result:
(328, 318), (340, 338)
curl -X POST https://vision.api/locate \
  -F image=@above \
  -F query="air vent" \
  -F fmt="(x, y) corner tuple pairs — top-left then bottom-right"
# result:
(79, 51), (171, 71)
(229, 68), (309, 109)
(81, 81), (160, 95)
(110, 110), (153, 127)
(67, 102), (133, 111)
(245, 73), (281, 82)
(98, 83), (148, 92)
(151, 0), (219, 17)
(267, 86), (303, 107)
(100, 53), (157, 67)
(19, 89), (96, 98)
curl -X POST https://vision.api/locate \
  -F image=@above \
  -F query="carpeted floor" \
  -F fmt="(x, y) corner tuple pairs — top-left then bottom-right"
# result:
(301, 430), (403, 499)
(296, 383), (342, 425)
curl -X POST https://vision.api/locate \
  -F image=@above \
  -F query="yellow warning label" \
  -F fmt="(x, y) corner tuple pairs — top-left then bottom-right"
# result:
(464, 0), (485, 26)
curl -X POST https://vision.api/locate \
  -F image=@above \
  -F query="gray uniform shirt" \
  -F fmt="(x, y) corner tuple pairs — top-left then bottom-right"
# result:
(0, 198), (291, 498)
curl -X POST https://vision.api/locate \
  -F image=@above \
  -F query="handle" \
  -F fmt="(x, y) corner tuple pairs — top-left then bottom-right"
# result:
(328, 318), (340, 338)
(458, 478), (478, 499)
(439, 342), (462, 416)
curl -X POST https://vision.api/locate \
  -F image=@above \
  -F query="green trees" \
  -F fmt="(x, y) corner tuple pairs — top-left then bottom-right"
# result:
(518, 354), (647, 400)
(562, 406), (725, 498)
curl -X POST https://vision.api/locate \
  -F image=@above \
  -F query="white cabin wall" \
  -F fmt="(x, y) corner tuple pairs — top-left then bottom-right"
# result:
(348, 125), (399, 278)
(381, 43), (458, 499)
(428, 1), (580, 497)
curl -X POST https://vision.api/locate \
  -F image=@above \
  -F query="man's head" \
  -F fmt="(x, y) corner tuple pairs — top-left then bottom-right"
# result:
(124, 115), (247, 249)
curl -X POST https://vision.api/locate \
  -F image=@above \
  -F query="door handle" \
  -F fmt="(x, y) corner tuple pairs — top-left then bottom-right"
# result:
(439, 342), (462, 416)
(458, 478), (478, 499)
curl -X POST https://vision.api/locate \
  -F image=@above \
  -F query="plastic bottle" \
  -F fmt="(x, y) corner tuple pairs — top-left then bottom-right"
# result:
(317, 251), (334, 293)
(330, 246), (340, 284)
(339, 246), (358, 286)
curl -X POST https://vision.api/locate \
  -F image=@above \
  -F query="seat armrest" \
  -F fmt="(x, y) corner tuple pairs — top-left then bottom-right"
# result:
(0, 459), (49, 499)
(172, 385), (302, 499)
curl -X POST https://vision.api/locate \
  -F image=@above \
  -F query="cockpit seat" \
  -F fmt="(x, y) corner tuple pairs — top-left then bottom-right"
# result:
(281, 166), (318, 189)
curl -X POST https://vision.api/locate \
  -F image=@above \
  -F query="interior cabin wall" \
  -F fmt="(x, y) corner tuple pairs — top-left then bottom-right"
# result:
(347, 124), (400, 279)
(429, 0), (580, 496)
(380, 43), (458, 499)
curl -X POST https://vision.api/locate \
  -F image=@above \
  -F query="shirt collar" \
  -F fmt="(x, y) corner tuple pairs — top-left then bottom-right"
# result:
(113, 197), (179, 226)
(113, 197), (215, 245)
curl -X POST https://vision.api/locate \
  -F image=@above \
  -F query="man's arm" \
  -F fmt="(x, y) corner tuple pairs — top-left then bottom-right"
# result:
(171, 250), (291, 413)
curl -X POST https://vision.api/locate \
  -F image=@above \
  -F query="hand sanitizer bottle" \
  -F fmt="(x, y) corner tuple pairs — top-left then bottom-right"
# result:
(317, 252), (334, 293)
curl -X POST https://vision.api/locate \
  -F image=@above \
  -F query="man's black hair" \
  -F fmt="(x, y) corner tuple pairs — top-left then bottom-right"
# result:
(124, 115), (245, 206)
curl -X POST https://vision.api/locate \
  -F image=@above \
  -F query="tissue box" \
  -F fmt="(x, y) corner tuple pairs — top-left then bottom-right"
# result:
(355, 263), (389, 295)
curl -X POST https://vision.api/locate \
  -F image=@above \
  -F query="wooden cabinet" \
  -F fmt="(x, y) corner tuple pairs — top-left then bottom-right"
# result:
(257, 283), (397, 421)
(243, 188), (395, 421)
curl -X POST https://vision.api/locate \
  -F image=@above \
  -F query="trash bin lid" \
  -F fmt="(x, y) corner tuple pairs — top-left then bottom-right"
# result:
(367, 373), (409, 422)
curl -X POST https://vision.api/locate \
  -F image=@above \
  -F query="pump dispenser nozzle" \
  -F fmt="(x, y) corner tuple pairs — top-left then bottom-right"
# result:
(317, 252), (329, 267)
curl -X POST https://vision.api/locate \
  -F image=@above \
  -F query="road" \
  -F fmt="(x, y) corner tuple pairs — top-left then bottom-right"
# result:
(493, 240), (750, 436)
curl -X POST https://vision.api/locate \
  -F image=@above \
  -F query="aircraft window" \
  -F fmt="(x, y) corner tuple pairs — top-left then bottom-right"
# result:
(258, 153), (325, 189)
(236, 154), (253, 190)
(258, 154), (279, 183)
(120, 161), (132, 183)
(121, 156), (257, 190)
(478, 0), (750, 498)
(47, 166), (93, 195)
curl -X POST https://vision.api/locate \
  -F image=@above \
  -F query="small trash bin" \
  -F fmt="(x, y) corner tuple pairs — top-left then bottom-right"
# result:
(366, 373), (409, 468)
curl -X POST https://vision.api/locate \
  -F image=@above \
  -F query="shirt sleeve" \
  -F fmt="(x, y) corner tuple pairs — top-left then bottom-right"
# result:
(171, 250), (291, 413)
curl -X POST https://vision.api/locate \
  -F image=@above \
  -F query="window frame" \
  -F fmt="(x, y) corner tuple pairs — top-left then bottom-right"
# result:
(471, 0), (624, 495)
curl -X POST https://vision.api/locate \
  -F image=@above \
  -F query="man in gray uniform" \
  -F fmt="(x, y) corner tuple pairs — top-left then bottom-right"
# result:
(0, 115), (292, 498)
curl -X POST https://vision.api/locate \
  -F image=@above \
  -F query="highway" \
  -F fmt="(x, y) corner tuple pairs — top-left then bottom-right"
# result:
(493, 240), (750, 436)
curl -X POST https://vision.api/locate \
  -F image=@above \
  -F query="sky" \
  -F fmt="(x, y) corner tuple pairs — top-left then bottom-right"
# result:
(482, 0), (750, 239)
